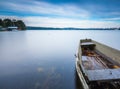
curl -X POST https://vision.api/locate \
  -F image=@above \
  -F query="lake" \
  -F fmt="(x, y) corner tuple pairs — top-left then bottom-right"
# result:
(0, 30), (120, 89)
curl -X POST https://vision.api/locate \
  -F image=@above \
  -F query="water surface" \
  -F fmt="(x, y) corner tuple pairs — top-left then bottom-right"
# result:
(0, 30), (120, 89)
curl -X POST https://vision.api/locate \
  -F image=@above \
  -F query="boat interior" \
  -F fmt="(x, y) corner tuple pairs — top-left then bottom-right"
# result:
(80, 41), (120, 89)
(81, 43), (120, 70)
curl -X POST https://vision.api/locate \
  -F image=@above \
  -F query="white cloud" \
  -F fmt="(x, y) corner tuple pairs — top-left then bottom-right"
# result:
(0, 15), (21, 20)
(0, 0), (120, 28)
(1, 0), (90, 18)
(0, 15), (120, 28)
(24, 16), (120, 28)
(102, 17), (120, 21)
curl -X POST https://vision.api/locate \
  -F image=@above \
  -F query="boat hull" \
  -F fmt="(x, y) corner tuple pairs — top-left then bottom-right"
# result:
(76, 39), (120, 89)
(76, 57), (89, 89)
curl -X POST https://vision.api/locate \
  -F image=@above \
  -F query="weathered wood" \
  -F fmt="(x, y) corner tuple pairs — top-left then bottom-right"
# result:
(86, 69), (120, 81)
(76, 39), (120, 89)
(93, 40), (120, 65)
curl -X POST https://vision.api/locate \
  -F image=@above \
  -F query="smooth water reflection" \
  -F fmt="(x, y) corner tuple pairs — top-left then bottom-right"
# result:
(0, 30), (120, 89)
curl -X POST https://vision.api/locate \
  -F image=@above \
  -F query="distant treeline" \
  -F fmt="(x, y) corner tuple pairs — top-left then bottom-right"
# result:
(0, 18), (26, 30)
(27, 26), (120, 30)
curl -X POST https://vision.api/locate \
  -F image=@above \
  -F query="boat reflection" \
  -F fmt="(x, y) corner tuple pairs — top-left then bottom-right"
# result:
(75, 69), (84, 89)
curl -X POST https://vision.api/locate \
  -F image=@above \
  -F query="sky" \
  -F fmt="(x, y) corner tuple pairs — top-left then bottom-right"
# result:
(0, 0), (120, 28)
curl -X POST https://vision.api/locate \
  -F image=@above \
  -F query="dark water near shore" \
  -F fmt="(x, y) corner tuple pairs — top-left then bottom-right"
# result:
(0, 30), (120, 89)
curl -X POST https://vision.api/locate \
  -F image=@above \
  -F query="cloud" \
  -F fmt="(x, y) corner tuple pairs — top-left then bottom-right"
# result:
(0, 15), (21, 20)
(0, 0), (90, 18)
(1, 0), (120, 19)
(0, 15), (120, 28)
(24, 16), (120, 28)
(0, 0), (120, 28)
(102, 17), (120, 21)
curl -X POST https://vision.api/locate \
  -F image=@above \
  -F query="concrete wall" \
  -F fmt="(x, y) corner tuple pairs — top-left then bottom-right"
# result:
(93, 40), (120, 64)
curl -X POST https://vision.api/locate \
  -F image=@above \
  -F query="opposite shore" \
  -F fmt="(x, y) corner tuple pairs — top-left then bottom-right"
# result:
(27, 26), (120, 30)
(0, 18), (26, 31)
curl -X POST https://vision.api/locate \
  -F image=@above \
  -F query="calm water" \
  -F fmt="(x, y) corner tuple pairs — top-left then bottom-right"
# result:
(0, 30), (120, 89)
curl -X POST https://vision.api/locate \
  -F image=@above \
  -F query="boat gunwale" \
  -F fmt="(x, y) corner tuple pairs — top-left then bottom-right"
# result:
(76, 39), (120, 89)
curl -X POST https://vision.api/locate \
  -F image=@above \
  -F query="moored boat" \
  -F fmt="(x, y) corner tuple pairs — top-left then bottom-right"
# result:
(76, 39), (120, 89)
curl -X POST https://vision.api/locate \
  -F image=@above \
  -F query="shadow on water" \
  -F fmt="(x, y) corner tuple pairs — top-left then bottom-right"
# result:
(75, 69), (84, 89)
